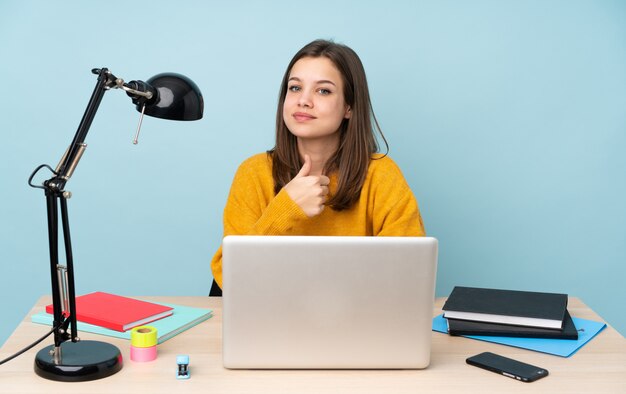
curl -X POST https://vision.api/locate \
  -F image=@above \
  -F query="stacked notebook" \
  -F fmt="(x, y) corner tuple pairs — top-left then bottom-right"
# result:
(33, 291), (213, 343)
(442, 286), (578, 339)
(45, 292), (175, 332)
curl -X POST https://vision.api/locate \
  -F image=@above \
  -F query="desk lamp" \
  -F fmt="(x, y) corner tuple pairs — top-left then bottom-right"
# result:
(27, 67), (203, 381)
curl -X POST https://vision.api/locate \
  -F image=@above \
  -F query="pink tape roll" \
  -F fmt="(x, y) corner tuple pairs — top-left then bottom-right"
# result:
(130, 344), (157, 362)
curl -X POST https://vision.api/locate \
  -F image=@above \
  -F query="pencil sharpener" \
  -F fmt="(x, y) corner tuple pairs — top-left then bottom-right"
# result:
(176, 355), (190, 379)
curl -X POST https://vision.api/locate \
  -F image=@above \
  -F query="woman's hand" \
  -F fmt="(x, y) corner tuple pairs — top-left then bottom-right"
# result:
(284, 154), (330, 217)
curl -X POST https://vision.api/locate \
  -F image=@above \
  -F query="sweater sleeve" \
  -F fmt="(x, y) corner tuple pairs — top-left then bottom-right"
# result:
(370, 158), (425, 237)
(210, 155), (308, 288)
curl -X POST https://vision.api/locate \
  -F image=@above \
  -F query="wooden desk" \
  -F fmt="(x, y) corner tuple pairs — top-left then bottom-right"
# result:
(1, 296), (624, 393)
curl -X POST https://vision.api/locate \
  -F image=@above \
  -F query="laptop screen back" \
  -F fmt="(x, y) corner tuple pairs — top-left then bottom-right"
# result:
(222, 236), (438, 369)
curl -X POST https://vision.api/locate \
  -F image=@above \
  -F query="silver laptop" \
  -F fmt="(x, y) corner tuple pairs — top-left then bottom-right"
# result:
(222, 235), (438, 369)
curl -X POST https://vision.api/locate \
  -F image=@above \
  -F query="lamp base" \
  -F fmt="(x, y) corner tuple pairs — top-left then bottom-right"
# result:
(34, 340), (123, 382)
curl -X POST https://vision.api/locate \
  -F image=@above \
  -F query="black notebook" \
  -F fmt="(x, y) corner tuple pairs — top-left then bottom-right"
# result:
(447, 310), (578, 339)
(442, 286), (568, 329)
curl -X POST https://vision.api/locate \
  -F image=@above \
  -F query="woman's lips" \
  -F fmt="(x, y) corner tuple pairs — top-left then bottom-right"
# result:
(293, 112), (316, 122)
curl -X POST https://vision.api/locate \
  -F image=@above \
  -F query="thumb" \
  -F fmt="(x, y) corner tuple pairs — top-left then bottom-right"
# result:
(295, 154), (312, 178)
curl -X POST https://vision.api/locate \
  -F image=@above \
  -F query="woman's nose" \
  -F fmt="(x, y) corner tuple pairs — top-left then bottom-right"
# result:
(298, 89), (313, 108)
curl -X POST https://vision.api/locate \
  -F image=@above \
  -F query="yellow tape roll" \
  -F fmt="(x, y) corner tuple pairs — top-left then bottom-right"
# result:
(130, 325), (158, 348)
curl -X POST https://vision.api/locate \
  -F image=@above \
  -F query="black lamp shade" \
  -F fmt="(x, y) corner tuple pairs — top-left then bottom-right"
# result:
(140, 73), (203, 121)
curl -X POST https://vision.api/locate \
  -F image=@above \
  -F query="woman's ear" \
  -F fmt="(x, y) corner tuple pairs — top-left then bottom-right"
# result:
(344, 106), (352, 119)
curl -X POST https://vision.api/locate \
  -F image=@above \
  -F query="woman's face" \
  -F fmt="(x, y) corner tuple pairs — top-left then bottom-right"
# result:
(283, 56), (351, 144)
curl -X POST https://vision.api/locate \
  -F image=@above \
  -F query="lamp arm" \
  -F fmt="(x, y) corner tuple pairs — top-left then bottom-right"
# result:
(41, 67), (120, 351)
(48, 68), (116, 192)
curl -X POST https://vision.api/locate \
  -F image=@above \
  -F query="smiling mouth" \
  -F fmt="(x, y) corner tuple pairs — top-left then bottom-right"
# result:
(293, 112), (316, 122)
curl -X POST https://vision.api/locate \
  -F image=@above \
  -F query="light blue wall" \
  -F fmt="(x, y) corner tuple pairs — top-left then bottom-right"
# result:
(1, 0), (624, 348)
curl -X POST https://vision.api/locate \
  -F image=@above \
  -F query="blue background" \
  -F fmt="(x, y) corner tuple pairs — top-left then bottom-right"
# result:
(1, 0), (624, 347)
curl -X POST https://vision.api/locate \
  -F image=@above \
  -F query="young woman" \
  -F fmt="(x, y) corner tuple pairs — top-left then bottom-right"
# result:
(210, 39), (425, 291)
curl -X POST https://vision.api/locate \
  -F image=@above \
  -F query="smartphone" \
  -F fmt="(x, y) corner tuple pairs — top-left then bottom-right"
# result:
(466, 352), (549, 382)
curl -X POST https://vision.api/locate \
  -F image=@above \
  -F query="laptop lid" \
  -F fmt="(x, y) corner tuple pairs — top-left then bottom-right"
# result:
(222, 236), (438, 369)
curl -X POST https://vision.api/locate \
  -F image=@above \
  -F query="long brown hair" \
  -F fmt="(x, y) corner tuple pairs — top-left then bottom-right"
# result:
(269, 39), (388, 211)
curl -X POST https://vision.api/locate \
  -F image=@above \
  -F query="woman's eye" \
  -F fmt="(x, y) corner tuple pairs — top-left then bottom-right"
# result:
(288, 85), (301, 92)
(318, 88), (331, 95)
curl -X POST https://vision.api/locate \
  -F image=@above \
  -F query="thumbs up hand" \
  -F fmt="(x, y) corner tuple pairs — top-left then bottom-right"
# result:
(284, 154), (330, 218)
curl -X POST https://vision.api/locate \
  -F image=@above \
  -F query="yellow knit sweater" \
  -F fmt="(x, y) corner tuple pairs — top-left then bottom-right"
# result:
(210, 153), (425, 288)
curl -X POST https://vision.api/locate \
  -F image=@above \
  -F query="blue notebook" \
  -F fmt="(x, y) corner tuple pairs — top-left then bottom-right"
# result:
(432, 314), (606, 357)
(32, 301), (212, 344)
